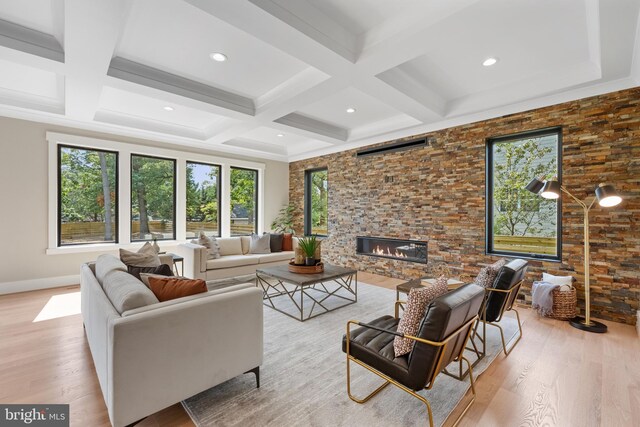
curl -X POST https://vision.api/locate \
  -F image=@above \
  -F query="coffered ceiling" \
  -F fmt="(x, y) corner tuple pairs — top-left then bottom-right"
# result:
(0, 0), (639, 162)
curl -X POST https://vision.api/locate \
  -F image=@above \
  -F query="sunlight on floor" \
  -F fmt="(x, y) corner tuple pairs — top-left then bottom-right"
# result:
(33, 292), (81, 322)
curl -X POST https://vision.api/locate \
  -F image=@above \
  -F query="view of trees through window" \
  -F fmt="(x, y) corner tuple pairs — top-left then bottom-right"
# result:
(59, 146), (117, 245)
(230, 167), (257, 235)
(305, 168), (328, 236)
(186, 162), (220, 237)
(488, 130), (560, 259)
(131, 155), (176, 241)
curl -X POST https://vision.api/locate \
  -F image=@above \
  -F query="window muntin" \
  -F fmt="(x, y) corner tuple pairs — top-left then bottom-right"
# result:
(304, 168), (328, 236)
(58, 145), (118, 245)
(186, 161), (221, 238)
(487, 128), (561, 260)
(131, 154), (176, 241)
(230, 167), (258, 236)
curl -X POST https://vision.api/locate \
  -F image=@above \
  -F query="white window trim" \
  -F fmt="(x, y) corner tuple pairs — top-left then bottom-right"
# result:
(47, 132), (265, 254)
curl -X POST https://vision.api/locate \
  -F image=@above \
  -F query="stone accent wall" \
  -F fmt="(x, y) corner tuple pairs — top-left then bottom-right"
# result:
(289, 87), (640, 325)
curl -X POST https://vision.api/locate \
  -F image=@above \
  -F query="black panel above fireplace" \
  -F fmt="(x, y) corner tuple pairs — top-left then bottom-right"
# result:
(356, 237), (427, 264)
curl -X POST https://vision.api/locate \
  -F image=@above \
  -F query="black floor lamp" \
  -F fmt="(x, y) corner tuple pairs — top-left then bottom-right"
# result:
(525, 178), (622, 333)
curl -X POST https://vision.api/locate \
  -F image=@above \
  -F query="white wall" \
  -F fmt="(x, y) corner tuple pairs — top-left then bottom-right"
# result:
(0, 116), (289, 293)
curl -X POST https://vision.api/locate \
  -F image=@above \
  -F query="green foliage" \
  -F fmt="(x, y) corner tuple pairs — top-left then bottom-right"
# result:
(298, 235), (319, 258)
(186, 163), (219, 223)
(271, 203), (296, 233)
(309, 169), (328, 234)
(131, 155), (175, 236)
(493, 138), (557, 237)
(230, 168), (257, 222)
(60, 147), (116, 225)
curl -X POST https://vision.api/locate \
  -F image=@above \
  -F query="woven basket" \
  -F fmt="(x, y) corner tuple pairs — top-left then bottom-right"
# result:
(550, 287), (577, 320)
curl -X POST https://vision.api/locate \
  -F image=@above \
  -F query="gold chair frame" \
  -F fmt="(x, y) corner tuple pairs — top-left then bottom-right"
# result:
(345, 304), (479, 427)
(444, 279), (524, 380)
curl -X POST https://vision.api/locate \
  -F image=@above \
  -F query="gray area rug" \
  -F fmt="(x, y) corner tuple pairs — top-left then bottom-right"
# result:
(183, 282), (519, 427)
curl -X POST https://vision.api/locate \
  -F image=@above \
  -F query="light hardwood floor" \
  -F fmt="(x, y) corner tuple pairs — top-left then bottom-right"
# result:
(1, 274), (638, 427)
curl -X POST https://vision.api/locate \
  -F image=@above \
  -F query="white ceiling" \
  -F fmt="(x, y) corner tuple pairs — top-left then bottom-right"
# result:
(0, 0), (638, 162)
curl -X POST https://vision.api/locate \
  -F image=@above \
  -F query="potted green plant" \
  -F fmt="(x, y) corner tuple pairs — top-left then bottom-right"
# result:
(271, 203), (296, 234)
(298, 235), (319, 266)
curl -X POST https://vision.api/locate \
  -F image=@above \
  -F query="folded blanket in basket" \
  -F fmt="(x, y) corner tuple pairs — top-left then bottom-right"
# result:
(532, 281), (559, 316)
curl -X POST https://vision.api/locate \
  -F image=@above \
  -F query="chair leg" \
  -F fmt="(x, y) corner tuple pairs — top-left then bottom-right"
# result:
(487, 308), (523, 356)
(450, 356), (477, 427)
(346, 355), (390, 403)
(347, 355), (437, 426)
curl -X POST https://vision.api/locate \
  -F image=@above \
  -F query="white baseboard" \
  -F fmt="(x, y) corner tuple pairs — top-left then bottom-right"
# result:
(0, 275), (80, 295)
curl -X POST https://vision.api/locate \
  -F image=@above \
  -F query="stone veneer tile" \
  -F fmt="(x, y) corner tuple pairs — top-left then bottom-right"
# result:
(289, 87), (640, 325)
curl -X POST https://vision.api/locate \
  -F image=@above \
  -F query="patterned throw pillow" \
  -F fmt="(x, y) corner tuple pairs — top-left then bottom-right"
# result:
(474, 259), (507, 288)
(198, 231), (221, 260)
(393, 276), (449, 357)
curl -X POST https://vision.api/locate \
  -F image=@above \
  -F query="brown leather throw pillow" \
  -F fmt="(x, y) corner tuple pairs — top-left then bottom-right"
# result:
(282, 233), (293, 251)
(147, 277), (207, 302)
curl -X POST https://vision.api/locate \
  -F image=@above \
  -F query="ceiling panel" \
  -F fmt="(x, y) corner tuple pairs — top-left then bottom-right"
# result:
(0, 0), (58, 35)
(116, 0), (309, 99)
(98, 86), (224, 129)
(0, 58), (60, 99)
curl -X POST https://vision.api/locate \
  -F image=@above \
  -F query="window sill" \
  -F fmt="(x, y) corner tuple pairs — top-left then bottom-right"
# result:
(486, 251), (561, 263)
(46, 241), (182, 255)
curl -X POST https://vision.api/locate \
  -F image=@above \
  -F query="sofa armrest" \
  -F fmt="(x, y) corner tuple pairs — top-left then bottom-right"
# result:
(107, 287), (263, 427)
(173, 242), (207, 279)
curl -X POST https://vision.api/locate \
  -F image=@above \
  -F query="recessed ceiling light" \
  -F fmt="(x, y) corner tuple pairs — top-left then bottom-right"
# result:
(346, 107), (356, 113)
(482, 57), (498, 67)
(163, 106), (174, 111)
(210, 52), (227, 62)
(277, 133), (284, 137)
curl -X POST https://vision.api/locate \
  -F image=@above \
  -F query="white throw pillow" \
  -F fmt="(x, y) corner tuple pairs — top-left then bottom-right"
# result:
(542, 273), (573, 292)
(249, 233), (271, 254)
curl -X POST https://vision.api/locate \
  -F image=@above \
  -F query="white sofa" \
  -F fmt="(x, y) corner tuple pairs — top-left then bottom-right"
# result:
(81, 254), (263, 427)
(174, 236), (297, 280)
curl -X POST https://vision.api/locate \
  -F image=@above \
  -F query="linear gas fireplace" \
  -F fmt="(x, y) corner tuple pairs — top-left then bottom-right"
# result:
(356, 237), (427, 264)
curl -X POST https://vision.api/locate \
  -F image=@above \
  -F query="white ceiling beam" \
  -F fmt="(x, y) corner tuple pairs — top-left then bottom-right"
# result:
(64, 0), (131, 121)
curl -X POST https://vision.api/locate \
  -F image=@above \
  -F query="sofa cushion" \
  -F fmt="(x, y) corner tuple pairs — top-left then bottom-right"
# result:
(249, 233), (271, 254)
(119, 242), (161, 267)
(269, 233), (284, 252)
(257, 252), (292, 264)
(216, 237), (244, 256)
(147, 276), (208, 302)
(102, 270), (159, 314)
(95, 254), (128, 286)
(198, 232), (221, 260)
(205, 254), (260, 270)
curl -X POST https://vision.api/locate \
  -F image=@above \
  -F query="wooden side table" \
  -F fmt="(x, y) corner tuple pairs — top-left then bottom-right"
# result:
(396, 277), (466, 301)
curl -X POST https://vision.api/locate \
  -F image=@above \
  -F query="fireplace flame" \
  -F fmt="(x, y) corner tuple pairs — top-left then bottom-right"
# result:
(372, 245), (407, 258)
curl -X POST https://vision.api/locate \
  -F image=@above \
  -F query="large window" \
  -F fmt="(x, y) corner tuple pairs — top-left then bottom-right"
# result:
(186, 161), (221, 238)
(230, 167), (258, 236)
(131, 155), (176, 241)
(58, 145), (118, 245)
(304, 168), (328, 236)
(487, 127), (561, 260)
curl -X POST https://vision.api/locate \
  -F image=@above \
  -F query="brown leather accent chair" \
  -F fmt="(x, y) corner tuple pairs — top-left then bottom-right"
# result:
(342, 283), (485, 426)
(472, 258), (528, 361)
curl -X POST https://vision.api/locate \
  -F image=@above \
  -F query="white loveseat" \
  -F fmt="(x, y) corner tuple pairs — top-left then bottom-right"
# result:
(174, 236), (297, 280)
(81, 254), (263, 427)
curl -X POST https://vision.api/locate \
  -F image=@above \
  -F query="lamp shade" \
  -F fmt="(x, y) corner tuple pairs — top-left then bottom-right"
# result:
(525, 177), (545, 194)
(595, 183), (622, 207)
(540, 179), (561, 199)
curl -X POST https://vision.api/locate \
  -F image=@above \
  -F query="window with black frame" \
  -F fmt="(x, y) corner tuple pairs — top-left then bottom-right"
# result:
(131, 154), (176, 241)
(230, 167), (258, 235)
(486, 128), (561, 260)
(186, 161), (221, 238)
(58, 145), (118, 245)
(304, 168), (328, 236)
